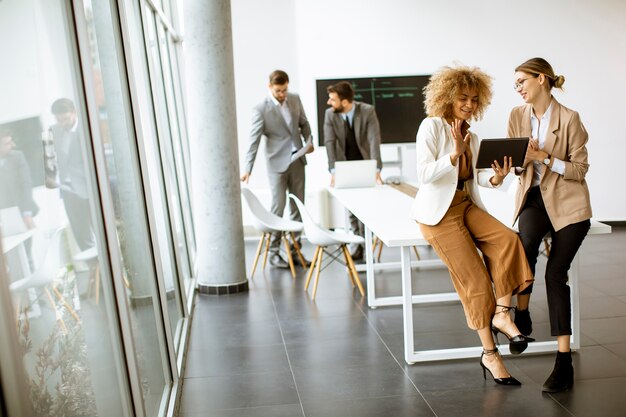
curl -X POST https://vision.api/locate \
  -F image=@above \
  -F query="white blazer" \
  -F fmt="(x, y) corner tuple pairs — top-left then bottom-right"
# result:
(410, 117), (497, 226)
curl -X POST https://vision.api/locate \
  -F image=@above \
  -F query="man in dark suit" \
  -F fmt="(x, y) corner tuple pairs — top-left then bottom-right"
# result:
(241, 70), (314, 268)
(324, 81), (383, 260)
(0, 130), (38, 228)
(50, 98), (94, 250)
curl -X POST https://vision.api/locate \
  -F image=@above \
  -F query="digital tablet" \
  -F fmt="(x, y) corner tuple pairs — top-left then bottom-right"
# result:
(475, 137), (529, 169)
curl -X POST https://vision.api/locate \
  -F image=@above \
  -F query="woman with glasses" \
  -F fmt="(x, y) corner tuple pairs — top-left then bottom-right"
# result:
(410, 65), (534, 386)
(508, 57), (592, 393)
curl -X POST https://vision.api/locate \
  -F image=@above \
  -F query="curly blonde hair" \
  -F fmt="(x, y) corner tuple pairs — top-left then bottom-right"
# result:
(423, 65), (493, 121)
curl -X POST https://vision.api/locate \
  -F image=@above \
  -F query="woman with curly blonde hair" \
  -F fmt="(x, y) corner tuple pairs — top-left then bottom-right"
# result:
(410, 65), (535, 385)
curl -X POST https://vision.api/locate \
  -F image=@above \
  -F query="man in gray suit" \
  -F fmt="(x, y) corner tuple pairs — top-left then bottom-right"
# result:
(0, 130), (38, 228)
(324, 81), (383, 260)
(241, 70), (313, 268)
(50, 98), (95, 251)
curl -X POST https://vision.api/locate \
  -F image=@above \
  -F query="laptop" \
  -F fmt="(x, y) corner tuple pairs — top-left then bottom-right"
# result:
(334, 160), (377, 189)
(0, 206), (28, 237)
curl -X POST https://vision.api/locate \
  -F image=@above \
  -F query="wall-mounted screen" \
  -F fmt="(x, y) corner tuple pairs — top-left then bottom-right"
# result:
(315, 75), (430, 146)
(0, 116), (44, 186)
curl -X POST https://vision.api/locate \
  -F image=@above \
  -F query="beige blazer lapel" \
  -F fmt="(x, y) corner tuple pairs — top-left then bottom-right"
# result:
(520, 105), (536, 179)
(543, 100), (560, 156)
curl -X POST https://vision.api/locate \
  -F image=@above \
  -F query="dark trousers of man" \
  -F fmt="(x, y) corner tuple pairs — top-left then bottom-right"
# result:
(518, 186), (590, 336)
(61, 189), (95, 251)
(267, 159), (305, 255)
(344, 119), (365, 240)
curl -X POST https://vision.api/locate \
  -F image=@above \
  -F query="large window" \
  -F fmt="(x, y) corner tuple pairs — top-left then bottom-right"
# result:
(0, 0), (195, 416)
(0, 0), (132, 415)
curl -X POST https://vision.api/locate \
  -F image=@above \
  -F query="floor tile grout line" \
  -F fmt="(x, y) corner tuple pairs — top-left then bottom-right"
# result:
(351, 281), (440, 417)
(264, 270), (308, 417)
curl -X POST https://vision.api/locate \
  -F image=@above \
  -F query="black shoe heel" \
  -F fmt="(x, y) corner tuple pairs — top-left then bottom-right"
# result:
(542, 351), (574, 393)
(492, 305), (535, 354)
(480, 348), (521, 386)
(514, 307), (533, 336)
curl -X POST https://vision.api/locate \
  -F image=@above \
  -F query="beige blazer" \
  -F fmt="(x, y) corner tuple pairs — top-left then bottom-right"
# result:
(507, 98), (592, 231)
(410, 117), (497, 225)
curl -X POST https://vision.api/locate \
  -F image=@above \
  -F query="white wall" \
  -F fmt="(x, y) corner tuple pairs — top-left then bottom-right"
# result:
(0, 0), (74, 129)
(230, 0), (626, 224)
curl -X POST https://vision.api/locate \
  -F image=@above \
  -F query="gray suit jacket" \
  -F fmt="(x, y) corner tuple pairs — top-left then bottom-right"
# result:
(243, 93), (312, 174)
(52, 124), (89, 199)
(0, 150), (38, 215)
(324, 101), (382, 171)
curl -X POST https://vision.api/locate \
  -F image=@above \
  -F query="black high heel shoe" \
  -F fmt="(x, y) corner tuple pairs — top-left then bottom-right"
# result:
(492, 305), (535, 354)
(514, 307), (533, 336)
(480, 348), (521, 386)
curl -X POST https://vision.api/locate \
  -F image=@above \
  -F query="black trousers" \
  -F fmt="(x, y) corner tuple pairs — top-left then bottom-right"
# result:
(61, 189), (95, 251)
(518, 186), (590, 336)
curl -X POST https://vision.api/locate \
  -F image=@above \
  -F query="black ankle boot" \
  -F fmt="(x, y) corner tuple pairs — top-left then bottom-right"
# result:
(542, 351), (573, 393)
(514, 308), (533, 336)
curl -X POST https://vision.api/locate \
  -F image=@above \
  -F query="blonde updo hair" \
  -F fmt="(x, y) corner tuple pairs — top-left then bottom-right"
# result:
(515, 57), (565, 90)
(423, 64), (493, 121)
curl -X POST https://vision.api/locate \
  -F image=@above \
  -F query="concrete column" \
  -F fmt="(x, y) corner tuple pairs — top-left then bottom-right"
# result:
(183, 0), (247, 293)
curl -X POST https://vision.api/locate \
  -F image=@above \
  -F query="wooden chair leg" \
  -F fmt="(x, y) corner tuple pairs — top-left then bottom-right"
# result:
(94, 265), (101, 305)
(52, 286), (81, 322)
(250, 232), (266, 277)
(344, 247), (365, 296)
(14, 296), (22, 329)
(305, 246), (321, 290)
(283, 234), (296, 278)
(87, 264), (94, 298)
(289, 232), (308, 268)
(376, 239), (383, 262)
(543, 238), (551, 257)
(372, 236), (379, 254)
(262, 233), (271, 268)
(341, 244), (356, 287)
(412, 246), (421, 260)
(44, 288), (67, 332)
(311, 248), (324, 300)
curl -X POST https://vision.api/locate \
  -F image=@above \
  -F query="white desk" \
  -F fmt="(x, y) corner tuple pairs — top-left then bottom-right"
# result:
(2, 229), (36, 278)
(328, 185), (612, 363)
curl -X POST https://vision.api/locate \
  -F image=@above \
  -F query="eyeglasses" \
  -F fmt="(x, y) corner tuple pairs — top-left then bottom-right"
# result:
(513, 76), (536, 91)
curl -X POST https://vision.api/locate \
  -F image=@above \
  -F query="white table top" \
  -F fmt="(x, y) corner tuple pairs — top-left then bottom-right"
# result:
(2, 229), (36, 254)
(328, 185), (611, 247)
(328, 185), (427, 247)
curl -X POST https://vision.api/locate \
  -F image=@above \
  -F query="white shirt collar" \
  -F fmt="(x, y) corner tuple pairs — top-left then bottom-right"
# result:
(531, 100), (554, 122)
(269, 93), (287, 107)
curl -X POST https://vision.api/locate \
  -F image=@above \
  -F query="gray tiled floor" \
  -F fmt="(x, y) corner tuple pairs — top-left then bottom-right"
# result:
(180, 226), (626, 417)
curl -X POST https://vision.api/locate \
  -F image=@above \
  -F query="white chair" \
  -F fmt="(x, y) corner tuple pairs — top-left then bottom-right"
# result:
(288, 193), (365, 300)
(241, 188), (307, 278)
(10, 227), (79, 331)
(73, 246), (100, 304)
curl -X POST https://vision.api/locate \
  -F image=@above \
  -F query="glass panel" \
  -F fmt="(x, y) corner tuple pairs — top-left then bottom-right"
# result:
(143, 7), (186, 344)
(80, 0), (171, 415)
(0, 1), (131, 416)
(167, 35), (196, 293)
(156, 25), (194, 294)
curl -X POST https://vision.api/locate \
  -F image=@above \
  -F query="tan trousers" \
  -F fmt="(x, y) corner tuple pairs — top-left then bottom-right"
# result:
(419, 190), (533, 330)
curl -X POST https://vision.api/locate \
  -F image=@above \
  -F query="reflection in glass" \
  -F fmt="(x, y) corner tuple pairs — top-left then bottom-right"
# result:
(142, 6), (186, 350)
(82, 0), (171, 415)
(0, 1), (130, 416)
(157, 24), (195, 293)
